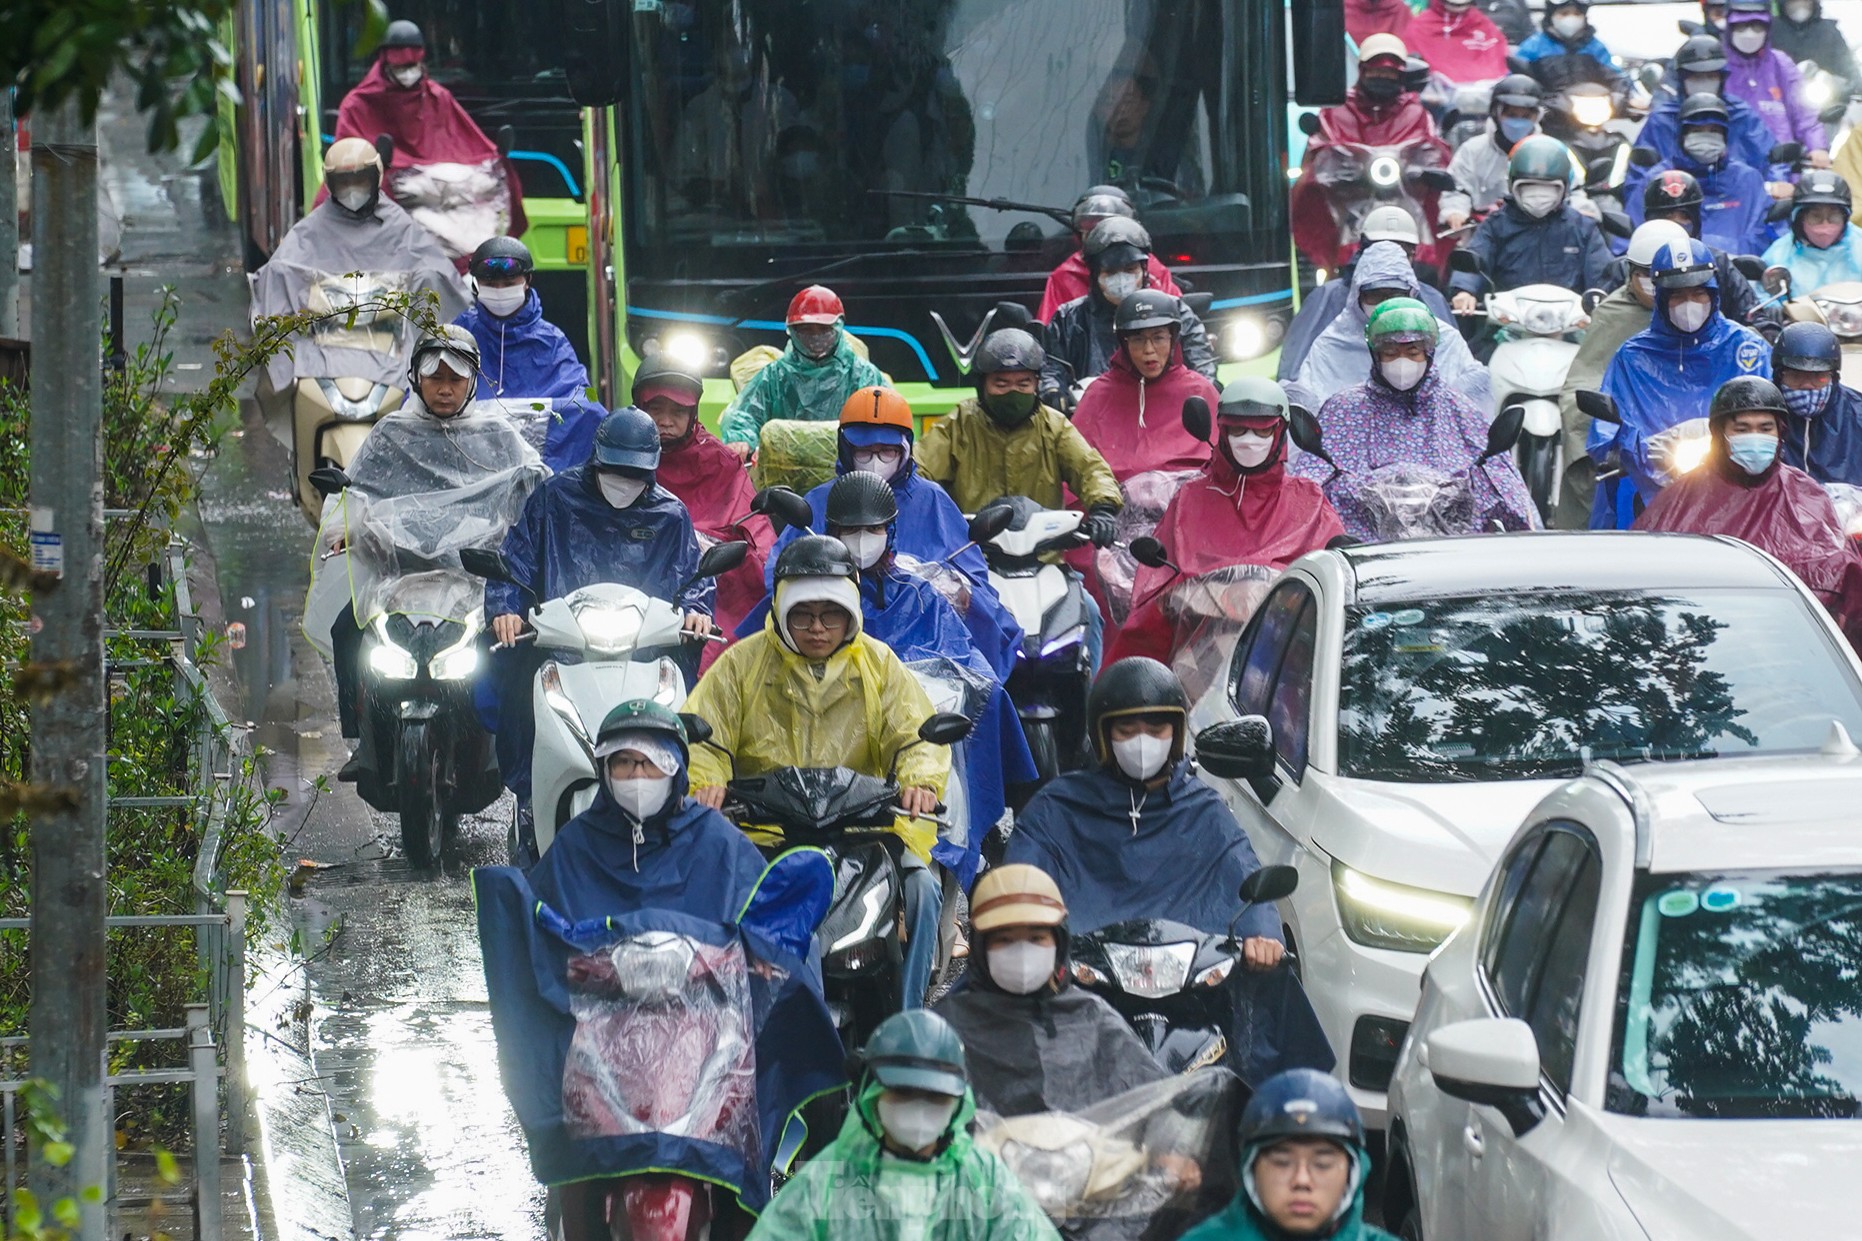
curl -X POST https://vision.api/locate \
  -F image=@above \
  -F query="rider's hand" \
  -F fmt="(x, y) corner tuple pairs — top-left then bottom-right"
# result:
(1451, 291), (1478, 315)
(1441, 211), (1468, 232)
(726, 441), (754, 463)
(1769, 180), (1797, 200)
(1810, 149), (1833, 170)
(1152, 1154), (1203, 1193)
(491, 613), (527, 646)
(682, 610), (714, 639)
(1242, 936), (1285, 972)
(898, 785), (939, 817)
(692, 785), (727, 810)
(1081, 509), (1119, 548)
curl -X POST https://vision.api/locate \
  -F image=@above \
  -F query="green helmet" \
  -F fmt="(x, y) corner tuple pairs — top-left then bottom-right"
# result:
(1364, 297), (1439, 350)
(1216, 375), (1292, 421)
(860, 1010), (968, 1097)
(594, 699), (689, 766)
(1507, 134), (1574, 186)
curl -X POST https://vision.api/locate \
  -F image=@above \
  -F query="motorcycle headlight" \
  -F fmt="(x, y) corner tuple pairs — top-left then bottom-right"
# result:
(1039, 624), (1086, 658)
(1817, 301), (1862, 337)
(1570, 94), (1614, 127)
(429, 637), (480, 681)
(368, 640), (418, 680)
(1193, 957), (1237, 988)
(573, 602), (644, 654)
(999, 1140), (1093, 1214)
(540, 661), (591, 747)
(1805, 77), (1835, 109)
(608, 932), (695, 1003)
(1369, 155), (1403, 188)
(1332, 860), (1471, 953)
(1102, 941), (1196, 999)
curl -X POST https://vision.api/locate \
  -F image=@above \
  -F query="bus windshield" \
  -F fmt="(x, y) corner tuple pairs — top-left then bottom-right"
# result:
(620, 0), (1277, 261)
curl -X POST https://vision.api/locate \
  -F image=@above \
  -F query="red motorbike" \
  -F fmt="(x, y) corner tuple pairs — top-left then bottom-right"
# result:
(1291, 137), (1456, 274)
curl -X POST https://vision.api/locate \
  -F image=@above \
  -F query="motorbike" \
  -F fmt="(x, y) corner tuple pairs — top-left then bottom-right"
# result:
(1484, 284), (1589, 522)
(1439, 82), (1496, 153)
(1542, 82), (1632, 168)
(971, 499), (1093, 781)
(1292, 122), (1456, 272)
(286, 270), (411, 524)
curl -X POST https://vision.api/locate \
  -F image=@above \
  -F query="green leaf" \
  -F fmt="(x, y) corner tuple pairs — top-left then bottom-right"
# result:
(154, 1145), (180, 1185)
(80, 1185), (103, 1204)
(52, 1194), (81, 1228)
(43, 1139), (74, 1167)
(13, 1187), (43, 1233)
(353, 0), (391, 57)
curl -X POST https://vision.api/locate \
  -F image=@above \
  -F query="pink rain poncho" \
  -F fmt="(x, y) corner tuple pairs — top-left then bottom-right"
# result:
(1071, 341), (1216, 482)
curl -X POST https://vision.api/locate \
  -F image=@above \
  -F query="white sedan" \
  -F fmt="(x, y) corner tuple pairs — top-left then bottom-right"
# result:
(1383, 751), (1862, 1239)
(1193, 531), (1862, 1127)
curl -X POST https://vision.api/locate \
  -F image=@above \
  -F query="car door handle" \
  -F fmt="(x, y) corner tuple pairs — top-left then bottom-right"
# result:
(1462, 1122), (1485, 1159)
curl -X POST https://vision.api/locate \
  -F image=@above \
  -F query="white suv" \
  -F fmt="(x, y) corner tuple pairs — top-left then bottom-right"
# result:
(1383, 752), (1862, 1240)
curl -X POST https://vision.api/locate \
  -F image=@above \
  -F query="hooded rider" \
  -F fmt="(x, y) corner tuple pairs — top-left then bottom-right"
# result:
(1039, 188), (1183, 324)
(1631, 34), (1790, 202)
(1588, 237), (1773, 527)
(1762, 169), (1862, 289)
(1618, 169), (1773, 327)
(1771, 0), (1859, 98)
(1627, 95), (1774, 258)
(1179, 1070), (1395, 1241)
(1293, 299), (1539, 540)
(746, 1010), (1059, 1241)
(1071, 289), (1218, 482)
(685, 535), (951, 1008)
(1513, 0), (1629, 102)
(1448, 136), (1613, 315)
(1403, 0), (1510, 91)
(1720, 0), (1830, 160)
(1110, 379), (1344, 666)
(1042, 218), (1218, 403)
(1277, 210), (1454, 382)
(1773, 321), (1862, 486)
(453, 236), (589, 400)
(1439, 74), (1546, 232)
(719, 285), (888, 458)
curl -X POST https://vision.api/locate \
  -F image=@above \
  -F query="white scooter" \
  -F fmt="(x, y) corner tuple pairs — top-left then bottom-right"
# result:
(1485, 284), (1588, 523)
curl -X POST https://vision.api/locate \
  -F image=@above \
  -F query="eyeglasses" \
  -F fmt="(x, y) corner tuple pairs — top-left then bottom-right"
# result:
(787, 608), (849, 632)
(606, 754), (667, 777)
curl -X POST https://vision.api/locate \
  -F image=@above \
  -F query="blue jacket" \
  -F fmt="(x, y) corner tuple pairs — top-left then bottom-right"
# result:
(1631, 89), (1782, 195)
(1515, 30), (1627, 94)
(487, 466), (711, 619)
(1627, 156), (1776, 258)
(1762, 225), (1862, 291)
(1449, 199), (1615, 296)
(1276, 272), (1454, 382)
(1780, 380), (1862, 486)
(454, 289), (591, 400)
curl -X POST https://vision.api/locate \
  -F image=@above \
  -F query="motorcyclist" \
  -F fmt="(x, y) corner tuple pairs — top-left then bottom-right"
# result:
(1296, 242), (1492, 410)
(453, 237), (589, 400)
(1071, 289), (1218, 482)
(1557, 220), (1692, 529)
(327, 326), (545, 778)
(331, 18), (526, 252)
(1344, 0), (1412, 46)
(1039, 188), (1182, 324)
(1448, 136), (1613, 316)
(1109, 379), (1344, 666)
(1440, 74), (1547, 233)
(1588, 237), (1773, 526)
(634, 357), (774, 669)
(1761, 169), (1862, 289)
(1771, 0), (1859, 98)
(1721, 0), (1830, 160)
(684, 535), (950, 1007)
(719, 285), (888, 459)
(1042, 218), (1219, 402)
(1179, 1070), (1396, 1241)
(1701, 0), (1728, 37)
(1773, 321), (1862, 486)
(1627, 96), (1775, 257)
(1634, 376), (1862, 639)
(1616, 169), (1773, 327)
(746, 1010), (1060, 1241)
(1277, 209), (1454, 382)
(1632, 35), (1787, 201)
(1514, 0), (1629, 102)
(1292, 298), (1540, 539)
(1403, 0), (1510, 91)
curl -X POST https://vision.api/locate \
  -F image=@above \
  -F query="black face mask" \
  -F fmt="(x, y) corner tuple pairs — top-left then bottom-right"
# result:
(1359, 75), (1401, 102)
(981, 389), (1040, 426)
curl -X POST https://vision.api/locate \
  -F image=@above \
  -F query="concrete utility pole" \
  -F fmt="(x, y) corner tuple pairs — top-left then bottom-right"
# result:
(0, 91), (18, 337)
(27, 99), (108, 1241)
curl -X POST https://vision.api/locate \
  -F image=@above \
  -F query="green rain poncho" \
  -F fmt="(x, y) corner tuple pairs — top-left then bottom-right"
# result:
(746, 1077), (1059, 1241)
(720, 326), (887, 446)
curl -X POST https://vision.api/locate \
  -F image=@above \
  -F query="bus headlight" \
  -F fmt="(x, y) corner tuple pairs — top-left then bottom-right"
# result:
(662, 331), (712, 372)
(1221, 314), (1283, 362)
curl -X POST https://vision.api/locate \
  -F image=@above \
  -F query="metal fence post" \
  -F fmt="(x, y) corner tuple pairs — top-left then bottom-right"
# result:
(223, 892), (247, 1156)
(185, 1006), (222, 1241)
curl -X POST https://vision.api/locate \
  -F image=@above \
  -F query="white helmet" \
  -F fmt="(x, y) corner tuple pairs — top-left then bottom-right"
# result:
(1360, 205), (1421, 246)
(324, 137), (384, 216)
(1626, 219), (1689, 268)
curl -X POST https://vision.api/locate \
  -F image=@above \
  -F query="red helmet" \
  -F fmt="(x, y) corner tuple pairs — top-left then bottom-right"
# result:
(787, 285), (845, 326)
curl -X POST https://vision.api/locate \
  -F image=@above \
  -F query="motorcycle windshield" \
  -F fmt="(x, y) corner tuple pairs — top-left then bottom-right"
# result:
(973, 1069), (1243, 1231)
(1162, 566), (1276, 726)
(1096, 468), (1199, 625)
(389, 160), (514, 261)
(323, 489), (509, 629)
(1350, 462), (1477, 542)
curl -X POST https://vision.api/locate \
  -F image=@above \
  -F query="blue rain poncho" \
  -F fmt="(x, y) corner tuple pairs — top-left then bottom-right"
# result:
(1762, 224), (1862, 292)
(1628, 157), (1776, 258)
(454, 288), (591, 400)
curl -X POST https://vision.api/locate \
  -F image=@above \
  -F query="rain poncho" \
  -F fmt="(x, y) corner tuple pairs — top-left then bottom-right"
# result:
(250, 199), (467, 393)
(1293, 243), (1492, 409)
(1344, 0), (1413, 47)
(1290, 93), (1450, 272)
(1588, 288), (1772, 522)
(1447, 200), (1615, 301)
(1038, 254), (1182, 324)
(917, 400), (1123, 515)
(1292, 368), (1540, 540)
(684, 621), (949, 861)
(1441, 123), (1524, 222)
(454, 289), (590, 400)
(1042, 296), (1219, 402)
(1628, 157), (1775, 258)
(745, 1075), (1059, 1241)
(1723, 41), (1827, 150)
(773, 460), (989, 588)
(494, 394), (606, 476)
(1762, 225), (1862, 291)
(719, 333), (887, 446)
(1404, 0), (1509, 85)
(474, 862), (843, 1202)
(1276, 273), (1452, 383)
(1780, 379), (1862, 486)
(1631, 87), (1781, 197)
(1556, 285), (1648, 529)
(656, 422), (775, 668)
(1071, 342), (1217, 482)
(1772, 1), (1859, 94)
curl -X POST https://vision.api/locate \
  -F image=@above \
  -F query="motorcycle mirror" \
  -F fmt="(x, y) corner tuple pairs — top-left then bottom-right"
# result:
(1129, 536), (1174, 570)
(750, 486), (814, 534)
(1415, 168), (1458, 193)
(1238, 863), (1300, 907)
(1581, 288), (1605, 315)
(1640, 61), (1668, 93)
(1287, 405), (1333, 467)
(372, 133), (395, 172)
(1676, 17), (1702, 36)
(1481, 405), (1526, 462)
(967, 504), (1015, 545)
(1730, 254), (1767, 281)
(1181, 395), (1213, 443)
(918, 712), (973, 747)
(1767, 197), (1797, 224)
(1505, 52), (1529, 75)
(1297, 111), (1322, 137)
(1325, 534), (1362, 550)
(694, 539), (750, 580)
(495, 124), (515, 158)
(308, 466), (352, 497)
(1194, 716), (1275, 781)
(1576, 389), (1622, 424)
(1182, 291), (1215, 318)
(1769, 141), (1805, 167)
(1447, 249), (1485, 277)
(679, 713), (714, 746)
(458, 546), (516, 583)
(1763, 264), (1793, 296)
(1628, 145), (1661, 168)
(992, 300), (1034, 331)
(1599, 209), (1635, 240)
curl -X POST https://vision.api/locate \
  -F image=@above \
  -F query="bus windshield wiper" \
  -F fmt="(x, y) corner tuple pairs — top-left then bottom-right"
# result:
(868, 188), (1075, 227)
(716, 250), (926, 310)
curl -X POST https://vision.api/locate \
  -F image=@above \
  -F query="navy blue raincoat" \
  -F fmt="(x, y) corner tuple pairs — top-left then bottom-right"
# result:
(1626, 155), (1775, 258)
(455, 290), (591, 400)
(1631, 88), (1784, 195)
(1780, 380), (1862, 486)
(1448, 199), (1615, 296)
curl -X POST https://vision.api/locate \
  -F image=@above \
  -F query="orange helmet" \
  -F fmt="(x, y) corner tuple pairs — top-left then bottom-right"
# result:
(839, 385), (913, 432)
(787, 285), (845, 325)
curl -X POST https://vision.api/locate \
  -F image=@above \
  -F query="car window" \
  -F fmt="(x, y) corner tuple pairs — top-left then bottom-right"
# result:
(1527, 846), (1601, 1097)
(1485, 828), (1592, 1023)
(1481, 835), (1547, 981)
(1232, 582), (1311, 717)
(1267, 595), (1317, 779)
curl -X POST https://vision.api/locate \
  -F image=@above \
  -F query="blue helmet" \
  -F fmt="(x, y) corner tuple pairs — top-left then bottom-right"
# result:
(1775, 321), (1842, 374)
(859, 1010), (968, 1097)
(593, 406), (662, 472)
(1650, 238), (1718, 292)
(1237, 1069), (1368, 1227)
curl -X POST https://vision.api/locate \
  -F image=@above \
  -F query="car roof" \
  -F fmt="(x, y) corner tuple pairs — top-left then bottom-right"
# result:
(1316, 532), (1793, 606)
(1600, 748), (1862, 874)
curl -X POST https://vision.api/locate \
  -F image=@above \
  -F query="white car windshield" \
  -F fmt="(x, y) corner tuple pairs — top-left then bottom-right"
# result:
(1609, 869), (1862, 1120)
(1336, 590), (1862, 783)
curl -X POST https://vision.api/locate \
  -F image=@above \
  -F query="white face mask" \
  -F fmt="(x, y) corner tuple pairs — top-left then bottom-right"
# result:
(1099, 271), (1143, 304)
(840, 531), (888, 570)
(1112, 732), (1173, 781)
(334, 186), (373, 212)
(1730, 25), (1768, 53)
(390, 64), (424, 88)
(876, 1096), (958, 1153)
(1667, 298), (1712, 333)
(987, 940), (1058, 994)
(1785, 0), (1814, 19)
(1631, 271), (1656, 304)
(1514, 182), (1565, 218)
(1682, 132), (1727, 165)
(1682, 74), (1723, 97)
(1380, 356), (1428, 390)
(1551, 13), (1586, 37)
(851, 450), (900, 481)
(1227, 430), (1276, 468)
(476, 283), (528, 317)
(608, 774), (673, 822)
(598, 473), (648, 508)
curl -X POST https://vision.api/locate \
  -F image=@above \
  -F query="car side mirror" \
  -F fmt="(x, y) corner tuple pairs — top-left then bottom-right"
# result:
(1731, 253), (1767, 281)
(1769, 140), (1805, 167)
(1448, 248), (1485, 277)
(751, 486), (815, 534)
(918, 711), (973, 746)
(1599, 209), (1635, 240)
(1628, 145), (1661, 168)
(459, 546), (516, 583)
(1763, 264), (1793, 296)
(309, 466), (352, 497)
(1238, 863), (1299, 906)
(967, 503), (1015, 545)
(1427, 1018), (1546, 1137)
(1129, 536), (1173, 570)
(695, 539), (750, 579)
(1181, 395), (1213, 443)
(1576, 389), (1621, 424)
(992, 300), (1034, 331)
(1194, 716), (1275, 781)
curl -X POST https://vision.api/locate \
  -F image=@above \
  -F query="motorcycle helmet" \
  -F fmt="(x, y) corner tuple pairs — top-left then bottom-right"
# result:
(825, 470), (899, 530)
(1215, 375), (1292, 474)
(1113, 289), (1181, 337)
(1650, 237), (1718, 290)
(407, 324), (481, 402)
(1642, 169), (1704, 229)
(1071, 191), (1136, 237)
(323, 136), (384, 217)
(1086, 657), (1189, 769)
(857, 1010), (969, 1098)
(382, 19), (425, 49)
(838, 384), (915, 474)
(1774, 320), (1843, 374)
(1627, 219), (1690, 266)
(969, 864), (1070, 993)
(1673, 33), (1729, 77)
(592, 406), (662, 473)
(1708, 374), (1790, 422)
(593, 699), (690, 772)
(971, 328), (1048, 423)
(468, 236), (534, 281)
(1678, 92), (1731, 130)
(1359, 205), (1421, 247)
(1363, 297), (1440, 350)
(785, 285), (845, 326)
(1506, 134), (1575, 187)
(1081, 217), (1154, 273)
(1237, 1069), (1368, 1228)
(1490, 72), (1544, 114)
(1792, 169), (1854, 241)
(771, 534), (862, 654)
(631, 354), (705, 411)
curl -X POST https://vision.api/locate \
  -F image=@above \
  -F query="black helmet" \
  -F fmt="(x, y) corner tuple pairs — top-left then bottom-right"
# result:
(630, 354), (705, 408)
(594, 699), (690, 770)
(1071, 192), (1136, 234)
(825, 471), (898, 529)
(1678, 92), (1731, 128)
(1709, 375), (1789, 423)
(1082, 217), (1153, 272)
(1114, 289), (1181, 336)
(772, 533), (858, 582)
(592, 406), (662, 472)
(1794, 168), (1854, 213)
(1775, 321), (1843, 374)
(1674, 33), (1728, 75)
(1490, 73), (1543, 111)
(972, 328), (1046, 378)
(382, 19), (424, 49)
(468, 236), (534, 280)
(1642, 168), (1704, 217)
(1086, 657), (1189, 768)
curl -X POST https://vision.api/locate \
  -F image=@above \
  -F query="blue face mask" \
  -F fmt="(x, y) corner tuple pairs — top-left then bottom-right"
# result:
(1497, 116), (1536, 146)
(1725, 431), (1780, 474)
(1782, 382), (1834, 418)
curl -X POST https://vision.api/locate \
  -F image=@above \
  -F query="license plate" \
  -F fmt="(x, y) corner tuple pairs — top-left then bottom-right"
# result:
(565, 225), (588, 265)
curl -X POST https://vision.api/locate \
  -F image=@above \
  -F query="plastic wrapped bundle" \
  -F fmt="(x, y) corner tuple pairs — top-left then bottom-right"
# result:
(752, 419), (840, 494)
(1096, 469), (1197, 624)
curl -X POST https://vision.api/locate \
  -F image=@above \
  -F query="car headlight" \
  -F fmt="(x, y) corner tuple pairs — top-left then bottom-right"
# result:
(1571, 94), (1614, 127)
(1369, 155), (1403, 188)
(429, 637), (480, 681)
(1332, 860), (1472, 952)
(368, 641), (418, 680)
(540, 661), (591, 747)
(1102, 941), (1195, 998)
(573, 602), (643, 654)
